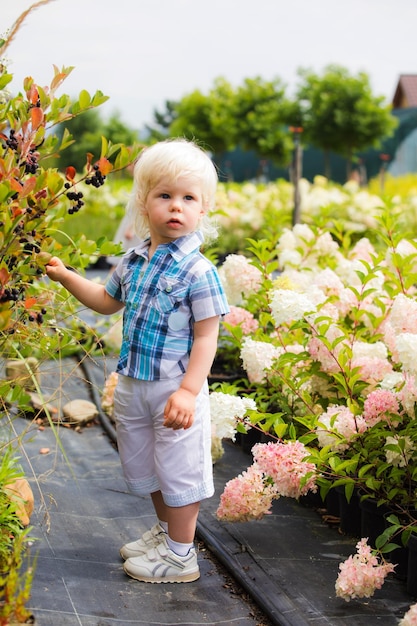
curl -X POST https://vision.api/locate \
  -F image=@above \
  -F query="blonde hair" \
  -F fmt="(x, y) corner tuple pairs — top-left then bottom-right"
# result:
(127, 138), (219, 242)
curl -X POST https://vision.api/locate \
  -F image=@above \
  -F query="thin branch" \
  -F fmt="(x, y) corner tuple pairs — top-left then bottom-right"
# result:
(1, 0), (56, 55)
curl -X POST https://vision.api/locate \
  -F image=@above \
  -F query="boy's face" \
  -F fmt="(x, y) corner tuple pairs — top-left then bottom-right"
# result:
(144, 174), (205, 247)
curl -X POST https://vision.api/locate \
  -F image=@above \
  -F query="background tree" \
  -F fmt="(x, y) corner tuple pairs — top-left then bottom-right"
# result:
(168, 77), (237, 158)
(144, 99), (178, 142)
(232, 76), (296, 167)
(296, 64), (398, 179)
(152, 76), (297, 170)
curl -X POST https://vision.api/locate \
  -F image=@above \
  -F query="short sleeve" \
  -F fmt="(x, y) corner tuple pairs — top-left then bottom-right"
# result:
(190, 266), (229, 321)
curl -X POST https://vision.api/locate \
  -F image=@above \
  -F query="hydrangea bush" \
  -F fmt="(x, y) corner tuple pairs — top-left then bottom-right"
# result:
(213, 191), (417, 606)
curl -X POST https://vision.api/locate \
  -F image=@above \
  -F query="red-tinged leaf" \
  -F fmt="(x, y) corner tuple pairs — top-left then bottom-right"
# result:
(0, 267), (10, 287)
(20, 177), (37, 197)
(10, 178), (23, 194)
(65, 166), (76, 181)
(50, 71), (67, 92)
(28, 84), (39, 105)
(86, 153), (94, 168)
(24, 297), (37, 310)
(31, 107), (44, 130)
(97, 157), (113, 176)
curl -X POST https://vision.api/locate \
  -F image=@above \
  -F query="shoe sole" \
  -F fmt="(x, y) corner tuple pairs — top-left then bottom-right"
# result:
(123, 563), (200, 583)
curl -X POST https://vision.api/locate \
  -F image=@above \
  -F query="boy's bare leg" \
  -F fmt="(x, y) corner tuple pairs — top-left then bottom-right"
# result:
(151, 490), (199, 543)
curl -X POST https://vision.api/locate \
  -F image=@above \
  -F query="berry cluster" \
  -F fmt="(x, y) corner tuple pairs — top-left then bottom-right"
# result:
(24, 149), (39, 174)
(20, 239), (41, 254)
(4, 129), (18, 151)
(0, 287), (22, 303)
(85, 164), (106, 188)
(28, 308), (47, 324)
(2, 130), (39, 174)
(64, 183), (84, 214)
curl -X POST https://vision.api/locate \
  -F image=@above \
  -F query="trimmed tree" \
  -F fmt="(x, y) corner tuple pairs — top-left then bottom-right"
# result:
(296, 64), (398, 179)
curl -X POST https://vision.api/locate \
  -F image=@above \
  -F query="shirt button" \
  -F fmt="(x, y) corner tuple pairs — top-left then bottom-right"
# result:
(166, 285), (173, 293)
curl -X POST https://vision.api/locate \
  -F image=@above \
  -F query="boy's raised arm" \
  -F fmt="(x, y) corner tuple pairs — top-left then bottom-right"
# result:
(46, 256), (124, 315)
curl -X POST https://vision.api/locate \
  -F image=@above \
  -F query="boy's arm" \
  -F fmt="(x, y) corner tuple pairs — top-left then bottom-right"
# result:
(163, 315), (220, 430)
(45, 256), (124, 315)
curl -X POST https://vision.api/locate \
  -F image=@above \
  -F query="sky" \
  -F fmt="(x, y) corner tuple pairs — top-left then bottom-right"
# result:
(2, 0), (416, 133)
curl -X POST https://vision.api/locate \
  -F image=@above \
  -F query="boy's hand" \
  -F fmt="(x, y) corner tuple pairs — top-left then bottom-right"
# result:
(45, 256), (68, 282)
(163, 388), (195, 430)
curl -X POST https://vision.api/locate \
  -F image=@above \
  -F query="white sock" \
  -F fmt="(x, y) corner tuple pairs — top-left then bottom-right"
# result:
(166, 535), (194, 557)
(158, 519), (168, 533)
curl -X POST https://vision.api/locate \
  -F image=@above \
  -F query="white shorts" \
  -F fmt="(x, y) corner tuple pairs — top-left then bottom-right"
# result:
(113, 374), (214, 507)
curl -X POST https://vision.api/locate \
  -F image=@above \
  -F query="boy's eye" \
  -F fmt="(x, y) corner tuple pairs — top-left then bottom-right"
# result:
(160, 193), (170, 199)
(184, 195), (194, 201)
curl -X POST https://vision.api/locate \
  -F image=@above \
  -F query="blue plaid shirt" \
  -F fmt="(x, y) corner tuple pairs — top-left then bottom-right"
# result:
(105, 231), (229, 380)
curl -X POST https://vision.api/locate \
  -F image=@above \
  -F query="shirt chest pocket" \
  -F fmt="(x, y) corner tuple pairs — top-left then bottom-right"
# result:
(153, 277), (189, 314)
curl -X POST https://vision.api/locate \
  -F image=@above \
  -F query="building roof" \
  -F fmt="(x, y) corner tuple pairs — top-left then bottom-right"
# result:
(393, 74), (417, 108)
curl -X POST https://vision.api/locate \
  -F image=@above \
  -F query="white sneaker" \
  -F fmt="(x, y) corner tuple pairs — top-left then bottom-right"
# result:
(120, 522), (166, 560)
(123, 535), (200, 583)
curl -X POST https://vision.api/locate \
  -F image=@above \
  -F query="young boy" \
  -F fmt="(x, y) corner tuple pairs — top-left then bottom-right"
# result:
(46, 139), (229, 583)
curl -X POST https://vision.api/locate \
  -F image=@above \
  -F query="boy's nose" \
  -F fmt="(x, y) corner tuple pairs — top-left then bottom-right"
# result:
(170, 198), (183, 211)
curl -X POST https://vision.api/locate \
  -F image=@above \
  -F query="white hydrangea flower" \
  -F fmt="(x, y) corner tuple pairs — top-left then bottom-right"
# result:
(210, 391), (257, 440)
(278, 248), (302, 268)
(379, 372), (405, 390)
(395, 333), (417, 376)
(269, 289), (317, 326)
(240, 337), (282, 383)
(385, 435), (414, 467)
(352, 341), (388, 360)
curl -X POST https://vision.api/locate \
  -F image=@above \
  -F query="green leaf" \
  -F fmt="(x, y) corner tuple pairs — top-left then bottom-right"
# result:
(78, 89), (91, 109)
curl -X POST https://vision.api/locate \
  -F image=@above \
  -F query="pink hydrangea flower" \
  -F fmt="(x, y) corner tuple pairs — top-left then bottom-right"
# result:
(363, 389), (400, 427)
(307, 325), (346, 374)
(316, 405), (367, 451)
(216, 464), (279, 522)
(388, 293), (417, 334)
(349, 237), (376, 263)
(223, 306), (259, 334)
(252, 440), (318, 498)
(218, 254), (263, 305)
(312, 268), (345, 297)
(352, 356), (393, 384)
(399, 603), (417, 626)
(397, 373), (417, 418)
(335, 538), (395, 601)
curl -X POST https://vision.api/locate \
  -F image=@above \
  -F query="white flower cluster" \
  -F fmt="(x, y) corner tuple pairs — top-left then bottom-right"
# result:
(218, 254), (263, 305)
(210, 391), (257, 441)
(396, 333), (417, 377)
(269, 288), (318, 326)
(277, 223), (341, 270)
(240, 337), (282, 384)
(385, 435), (414, 467)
